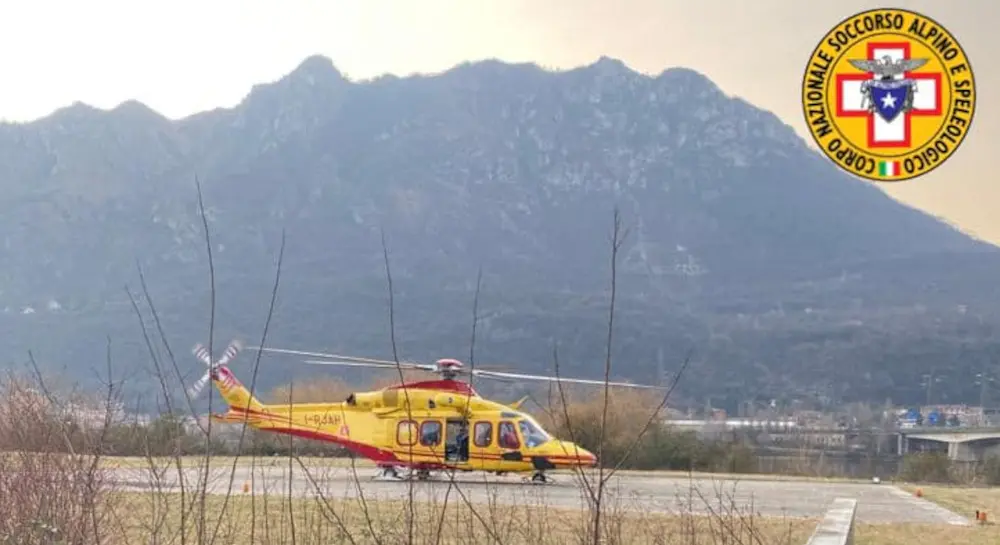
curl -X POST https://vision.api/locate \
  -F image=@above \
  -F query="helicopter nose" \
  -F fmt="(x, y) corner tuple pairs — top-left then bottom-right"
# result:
(557, 442), (597, 466)
(531, 442), (598, 470)
(578, 447), (597, 466)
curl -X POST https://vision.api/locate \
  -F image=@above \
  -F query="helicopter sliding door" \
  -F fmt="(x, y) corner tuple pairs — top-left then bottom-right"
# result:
(444, 418), (470, 464)
(469, 420), (493, 470)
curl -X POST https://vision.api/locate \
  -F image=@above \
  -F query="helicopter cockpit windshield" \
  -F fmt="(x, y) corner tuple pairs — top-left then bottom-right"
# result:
(518, 417), (551, 448)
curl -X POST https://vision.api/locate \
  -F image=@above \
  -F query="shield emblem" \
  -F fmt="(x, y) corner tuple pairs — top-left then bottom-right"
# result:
(870, 80), (913, 123)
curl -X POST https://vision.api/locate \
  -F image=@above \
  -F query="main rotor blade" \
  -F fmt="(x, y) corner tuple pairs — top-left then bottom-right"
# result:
(247, 346), (412, 366)
(302, 359), (439, 373)
(471, 369), (665, 389)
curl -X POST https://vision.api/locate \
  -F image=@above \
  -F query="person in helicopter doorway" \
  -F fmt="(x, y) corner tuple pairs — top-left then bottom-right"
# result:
(447, 421), (470, 462)
(457, 421), (469, 461)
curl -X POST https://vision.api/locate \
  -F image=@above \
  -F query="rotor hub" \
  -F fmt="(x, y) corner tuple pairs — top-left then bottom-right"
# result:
(435, 358), (464, 379)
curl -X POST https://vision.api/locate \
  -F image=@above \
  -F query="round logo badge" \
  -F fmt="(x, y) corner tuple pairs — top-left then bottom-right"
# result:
(802, 8), (976, 182)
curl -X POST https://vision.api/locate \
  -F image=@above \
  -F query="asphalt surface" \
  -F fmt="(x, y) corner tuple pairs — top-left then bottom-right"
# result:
(109, 465), (970, 525)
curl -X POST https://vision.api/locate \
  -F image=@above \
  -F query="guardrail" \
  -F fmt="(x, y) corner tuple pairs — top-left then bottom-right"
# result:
(804, 498), (858, 545)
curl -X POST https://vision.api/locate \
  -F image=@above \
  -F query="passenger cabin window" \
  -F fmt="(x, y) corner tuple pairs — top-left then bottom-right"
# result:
(420, 420), (442, 446)
(498, 420), (519, 449)
(397, 420), (417, 446)
(518, 418), (551, 448)
(473, 422), (492, 447)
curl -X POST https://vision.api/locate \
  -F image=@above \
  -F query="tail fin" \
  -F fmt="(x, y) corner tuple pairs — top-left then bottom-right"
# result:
(509, 395), (530, 410)
(212, 366), (265, 411)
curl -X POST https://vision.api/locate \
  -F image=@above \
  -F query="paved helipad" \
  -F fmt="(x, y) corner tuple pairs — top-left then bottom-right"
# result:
(109, 465), (969, 525)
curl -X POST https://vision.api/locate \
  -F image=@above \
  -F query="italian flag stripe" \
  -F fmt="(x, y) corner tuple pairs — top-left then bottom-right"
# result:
(878, 161), (899, 177)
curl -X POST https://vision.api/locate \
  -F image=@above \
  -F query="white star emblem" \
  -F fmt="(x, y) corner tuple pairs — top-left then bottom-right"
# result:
(880, 93), (897, 109)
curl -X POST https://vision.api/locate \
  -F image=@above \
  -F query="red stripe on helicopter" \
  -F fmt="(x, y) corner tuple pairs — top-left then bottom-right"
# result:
(389, 450), (595, 465)
(264, 426), (401, 463)
(226, 407), (595, 466)
(386, 380), (478, 396)
(228, 406), (295, 424)
(224, 408), (398, 461)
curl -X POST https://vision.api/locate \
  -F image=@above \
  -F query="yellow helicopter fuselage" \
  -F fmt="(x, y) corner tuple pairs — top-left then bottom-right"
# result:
(209, 366), (597, 473)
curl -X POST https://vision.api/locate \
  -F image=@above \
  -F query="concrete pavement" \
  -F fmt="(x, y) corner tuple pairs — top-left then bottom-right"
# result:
(107, 465), (970, 525)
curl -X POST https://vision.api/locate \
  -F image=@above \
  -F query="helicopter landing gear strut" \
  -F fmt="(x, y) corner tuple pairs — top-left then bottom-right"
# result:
(374, 465), (402, 480)
(375, 465), (436, 481)
(530, 471), (551, 484)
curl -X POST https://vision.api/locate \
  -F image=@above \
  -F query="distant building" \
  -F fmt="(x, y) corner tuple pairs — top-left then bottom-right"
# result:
(663, 417), (800, 435)
(890, 404), (1000, 428)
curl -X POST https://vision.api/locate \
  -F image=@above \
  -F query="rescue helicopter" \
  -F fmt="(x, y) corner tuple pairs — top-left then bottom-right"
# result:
(187, 340), (666, 483)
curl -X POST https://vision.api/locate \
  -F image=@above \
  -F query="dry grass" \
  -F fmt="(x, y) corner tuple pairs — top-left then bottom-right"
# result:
(99, 487), (1000, 545)
(896, 483), (1000, 523)
(841, 483), (999, 545)
(105, 490), (817, 545)
(853, 523), (996, 545)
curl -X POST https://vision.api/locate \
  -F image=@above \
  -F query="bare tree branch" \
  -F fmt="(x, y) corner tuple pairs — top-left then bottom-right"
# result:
(604, 348), (693, 481)
(209, 228), (286, 545)
(194, 176), (216, 545)
(379, 228), (415, 540)
(135, 262), (206, 435)
(590, 206), (629, 543)
(433, 265), (482, 545)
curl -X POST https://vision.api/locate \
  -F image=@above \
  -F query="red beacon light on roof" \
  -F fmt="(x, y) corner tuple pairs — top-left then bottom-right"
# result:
(435, 358), (464, 379)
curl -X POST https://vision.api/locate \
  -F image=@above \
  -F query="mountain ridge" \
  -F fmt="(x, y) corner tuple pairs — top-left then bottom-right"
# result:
(0, 53), (983, 247)
(2, 55), (1000, 412)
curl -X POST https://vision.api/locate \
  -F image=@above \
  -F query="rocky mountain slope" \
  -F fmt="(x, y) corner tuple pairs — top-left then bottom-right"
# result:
(2, 55), (999, 412)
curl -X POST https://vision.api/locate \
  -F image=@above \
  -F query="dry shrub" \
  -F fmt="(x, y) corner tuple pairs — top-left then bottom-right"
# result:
(267, 370), (435, 405)
(535, 387), (757, 473)
(539, 386), (664, 451)
(0, 451), (111, 545)
(898, 452), (1000, 486)
(0, 372), (112, 545)
(982, 455), (1000, 486)
(269, 377), (355, 404)
(899, 452), (953, 483)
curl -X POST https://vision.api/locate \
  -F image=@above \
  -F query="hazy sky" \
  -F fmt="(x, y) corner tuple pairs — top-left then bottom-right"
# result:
(1, 0), (995, 244)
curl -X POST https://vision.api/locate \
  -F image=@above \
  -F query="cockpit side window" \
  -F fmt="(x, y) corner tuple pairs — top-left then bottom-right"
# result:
(397, 420), (417, 446)
(498, 420), (519, 449)
(473, 421), (492, 447)
(420, 420), (442, 447)
(517, 418), (550, 448)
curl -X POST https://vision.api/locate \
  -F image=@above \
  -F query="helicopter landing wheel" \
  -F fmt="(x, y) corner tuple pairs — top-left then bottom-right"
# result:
(415, 469), (431, 480)
(530, 472), (550, 484)
(374, 465), (402, 480)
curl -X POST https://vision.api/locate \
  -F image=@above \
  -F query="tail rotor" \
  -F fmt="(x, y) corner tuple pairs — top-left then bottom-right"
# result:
(218, 342), (240, 366)
(187, 339), (243, 399)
